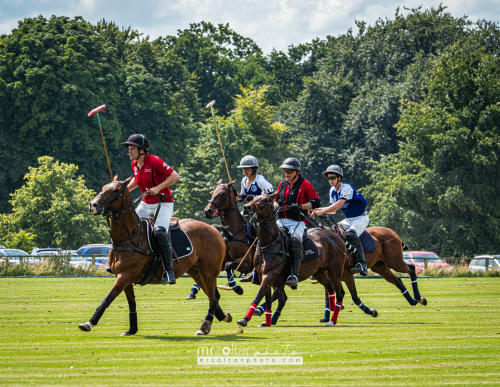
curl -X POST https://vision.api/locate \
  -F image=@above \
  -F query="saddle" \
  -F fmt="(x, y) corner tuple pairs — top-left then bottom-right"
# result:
(275, 228), (319, 263)
(136, 217), (193, 286)
(334, 225), (376, 253)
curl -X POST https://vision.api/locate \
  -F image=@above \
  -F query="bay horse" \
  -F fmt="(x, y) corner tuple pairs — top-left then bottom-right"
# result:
(312, 214), (427, 323)
(78, 176), (231, 336)
(203, 180), (257, 292)
(236, 193), (347, 328)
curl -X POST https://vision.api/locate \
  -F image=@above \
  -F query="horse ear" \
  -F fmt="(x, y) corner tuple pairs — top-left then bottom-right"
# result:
(270, 191), (279, 199)
(123, 176), (133, 186)
(228, 180), (236, 188)
(218, 178), (223, 185)
(113, 174), (119, 181)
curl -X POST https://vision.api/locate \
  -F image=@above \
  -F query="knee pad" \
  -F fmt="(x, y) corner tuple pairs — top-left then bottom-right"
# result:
(291, 237), (302, 249)
(153, 226), (169, 248)
(345, 230), (358, 243)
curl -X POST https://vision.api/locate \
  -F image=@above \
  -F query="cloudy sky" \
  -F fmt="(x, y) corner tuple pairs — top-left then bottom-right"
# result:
(1, 0), (499, 53)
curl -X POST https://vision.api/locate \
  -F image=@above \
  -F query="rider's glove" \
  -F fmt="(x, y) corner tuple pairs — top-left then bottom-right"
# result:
(289, 203), (302, 211)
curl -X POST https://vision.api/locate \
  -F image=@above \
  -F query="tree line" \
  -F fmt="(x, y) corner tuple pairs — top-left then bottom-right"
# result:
(0, 6), (499, 256)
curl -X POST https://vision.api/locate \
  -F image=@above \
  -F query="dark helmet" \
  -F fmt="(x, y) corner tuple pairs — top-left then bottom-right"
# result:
(237, 155), (259, 168)
(121, 134), (149, 150)
(322, 165), (343, 178)
(279, 158), (301, 171)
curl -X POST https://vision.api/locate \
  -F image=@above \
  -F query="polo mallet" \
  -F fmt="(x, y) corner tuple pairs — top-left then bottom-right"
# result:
(88, 105), (113, 181)
(206, 100), (231, 181)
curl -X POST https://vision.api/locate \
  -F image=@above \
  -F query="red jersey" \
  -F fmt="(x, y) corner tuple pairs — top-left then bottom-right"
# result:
(276, 176), (319, 221)
(131, 153), (174, 204)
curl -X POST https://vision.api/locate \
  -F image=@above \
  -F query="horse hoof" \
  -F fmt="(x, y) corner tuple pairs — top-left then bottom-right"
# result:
(185, 292), (196, 300)
(120, 330), (137, 336)
(237, 318), (248, 327)
(257, 322), (271, 327)
(223, 313), (232, 323)
(234, 286), (244, 296)
(371, 309), (378, 318)
(194, 329), (207, 336)
(341, 304), (345, 311)
(78, 322), (92, 332)
(317, 319), (328, 324)
(419, 297), (427, 306)
(271, 320), (278, 326)
(325, 321), (335, 327)
(254, 309), (263, 317)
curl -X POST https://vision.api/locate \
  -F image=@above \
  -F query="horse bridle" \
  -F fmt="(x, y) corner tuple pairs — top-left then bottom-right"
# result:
(209, 184), (239, 216)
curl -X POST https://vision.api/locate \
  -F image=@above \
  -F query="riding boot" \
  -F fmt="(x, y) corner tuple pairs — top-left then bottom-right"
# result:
(285, 237), (303, 290)
(345, 230), (368, 276)
(239, 270), (255, 283)
(154, 226), (176, 284)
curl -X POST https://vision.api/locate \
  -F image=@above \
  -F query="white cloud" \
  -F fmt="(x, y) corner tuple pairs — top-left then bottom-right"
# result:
(0, 0), (499, 52)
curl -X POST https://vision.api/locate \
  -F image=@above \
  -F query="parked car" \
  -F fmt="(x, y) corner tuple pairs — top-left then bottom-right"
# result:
(0, 248), (30, 265)
(31, 247), (62, 256)
(68, 256), (104, 270)
(469, 255), (500, 272)
(403, 251), (449, 274)
(75, 244), (112, 264)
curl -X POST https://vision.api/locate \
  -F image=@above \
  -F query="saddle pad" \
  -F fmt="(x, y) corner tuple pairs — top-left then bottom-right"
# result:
(360, 231), (376, 253)
(171, 228), (193, 259)
(302, 237), (319, 263)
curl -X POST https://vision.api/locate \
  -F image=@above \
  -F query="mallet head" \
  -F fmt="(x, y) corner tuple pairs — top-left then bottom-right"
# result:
(88, 105), (107, 117)
(206, 100), (216, 109)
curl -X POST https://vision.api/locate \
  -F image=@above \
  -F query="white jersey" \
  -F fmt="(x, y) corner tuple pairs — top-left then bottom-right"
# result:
(241, 174), (274, 196)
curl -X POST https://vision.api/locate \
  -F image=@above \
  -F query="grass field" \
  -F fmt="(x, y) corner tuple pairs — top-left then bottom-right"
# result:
(1, 276), (499, 386)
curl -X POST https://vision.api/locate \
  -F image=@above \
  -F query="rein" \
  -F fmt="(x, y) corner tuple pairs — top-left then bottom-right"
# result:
(210, 184), (253, 245)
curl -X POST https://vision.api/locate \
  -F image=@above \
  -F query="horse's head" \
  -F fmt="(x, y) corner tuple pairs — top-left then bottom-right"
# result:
(89, 175), (132, 215)
(242, 192), (277, 222)
(204, 179), (236, 219)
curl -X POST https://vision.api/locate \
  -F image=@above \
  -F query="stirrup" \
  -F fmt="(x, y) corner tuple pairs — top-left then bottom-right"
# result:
(285, 275), (298, 289)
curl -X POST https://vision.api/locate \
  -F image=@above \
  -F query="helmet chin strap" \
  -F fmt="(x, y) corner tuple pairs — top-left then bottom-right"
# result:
(134, 149), (147, 161)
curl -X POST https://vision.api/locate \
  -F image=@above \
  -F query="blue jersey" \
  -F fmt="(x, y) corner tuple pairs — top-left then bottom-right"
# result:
(241, 174), (274, 196)
(329, 183), (367, 219)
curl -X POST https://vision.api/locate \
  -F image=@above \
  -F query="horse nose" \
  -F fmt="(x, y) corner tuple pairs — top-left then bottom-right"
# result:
(204, 207), (214, 219)
(89, 198), (100, 214)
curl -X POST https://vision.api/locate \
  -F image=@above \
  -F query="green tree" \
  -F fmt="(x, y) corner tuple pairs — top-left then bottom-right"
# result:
(7, 156), (108, 249)
(364, 40), (500, 256)
(279, 6), (471, 194)
(0, 16), (199, 211)
(175, 86), (289, 219)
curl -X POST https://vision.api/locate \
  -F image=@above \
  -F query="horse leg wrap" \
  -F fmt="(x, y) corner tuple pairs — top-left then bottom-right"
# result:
(245, 303), (257, 321)
(410, 275), (422, 300)
(354, 299), (372, 315)
(129, 312), (138, 333)
(191, 284), (200, 295)
(205, 312), (214, 322)
(332, 302), (342, 324)
(226, 272), (238, 290)
(401, 289), (417, 306)
(89, 295), (115, 326)
(214, 305), (226, 322)
(328, 292), (336, 312)
(271, 311), (281, 325)
(256, 304), (265, 315)
(265, 309), (272, 326)
(323, 308), (331, 322)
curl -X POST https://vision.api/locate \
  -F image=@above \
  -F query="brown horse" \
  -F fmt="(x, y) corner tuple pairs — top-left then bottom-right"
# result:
(312, 215), (427, 323)
(236, 194), (347, 328)
(203, 181), (257, 290)
(77, 176), (231, 336)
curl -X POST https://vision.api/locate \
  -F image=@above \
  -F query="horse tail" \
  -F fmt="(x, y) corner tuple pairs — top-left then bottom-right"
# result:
(212, 225), (234, 241)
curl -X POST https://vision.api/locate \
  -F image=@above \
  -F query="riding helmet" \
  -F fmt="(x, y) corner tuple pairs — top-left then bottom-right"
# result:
(322, 165), (343, 178)
(237, 155), (259, 168)
(121, 134), (149, 150)
(279, 158), (301, 171)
